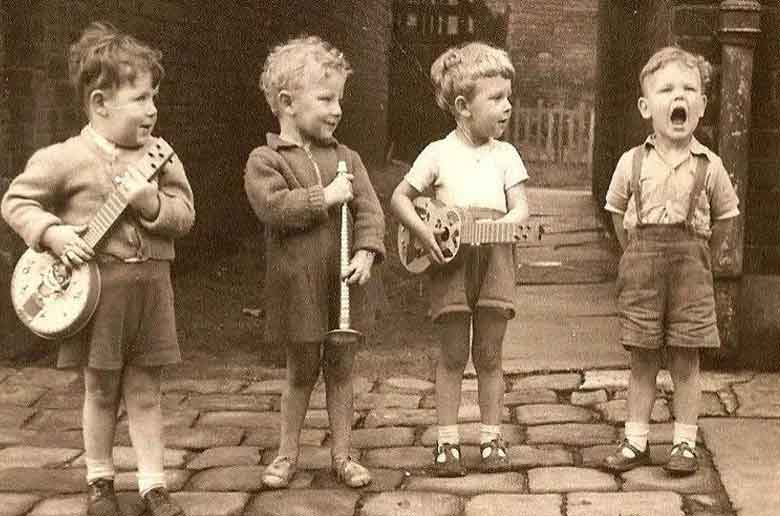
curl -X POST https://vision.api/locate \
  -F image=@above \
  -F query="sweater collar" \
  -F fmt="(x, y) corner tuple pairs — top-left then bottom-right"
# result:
(266, 133), (338, 151)
(83, 125), (120, 161)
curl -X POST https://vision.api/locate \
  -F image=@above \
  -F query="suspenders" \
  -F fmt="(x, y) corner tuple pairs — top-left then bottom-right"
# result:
(629, 144), (709, 229)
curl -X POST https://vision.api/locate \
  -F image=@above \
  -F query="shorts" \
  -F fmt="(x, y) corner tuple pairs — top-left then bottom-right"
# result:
(429, 243), (516, 322)
(617, 225), (719, 350)
(58, 259), (181, 370)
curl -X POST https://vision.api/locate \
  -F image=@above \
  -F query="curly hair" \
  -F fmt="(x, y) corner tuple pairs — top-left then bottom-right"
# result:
(639, 46), (712, 94)
(430, 41), (514, 115)
(68, 21), (164, 113)
(260, 35), (352, 115)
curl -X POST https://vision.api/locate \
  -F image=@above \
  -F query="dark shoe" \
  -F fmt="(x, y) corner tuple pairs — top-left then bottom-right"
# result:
(431, 443), (467, 477)
(87, 478), (123, 516)
(143, 487), (185, 516)
(479, 438), (510, 472)
(602, 439), (651, 473)
(664, 442), (698, 476)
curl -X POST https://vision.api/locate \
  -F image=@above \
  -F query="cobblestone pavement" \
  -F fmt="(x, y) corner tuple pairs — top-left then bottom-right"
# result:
(0, 365), (778, 516)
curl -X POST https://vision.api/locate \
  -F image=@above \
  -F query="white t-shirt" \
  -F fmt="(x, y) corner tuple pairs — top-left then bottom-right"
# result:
(404, 131), (529, 213)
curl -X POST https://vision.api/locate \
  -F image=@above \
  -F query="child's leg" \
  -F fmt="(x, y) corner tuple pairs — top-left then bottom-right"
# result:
(625, 347), (661, 454)
(83, 367), (122, 483)
(435, 313), (471, 432)
(322, 343), (355, 459)
(668, 347), (701, 453)
(121, 365), (165, 496)
(471, 309), (507, 428)
(278, 341), (321, 460)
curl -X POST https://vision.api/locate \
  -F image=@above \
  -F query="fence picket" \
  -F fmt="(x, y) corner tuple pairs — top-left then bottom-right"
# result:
(510, 99), (594, 165)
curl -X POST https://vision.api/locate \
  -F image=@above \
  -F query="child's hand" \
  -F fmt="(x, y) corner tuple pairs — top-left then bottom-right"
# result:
(116, 165), (161, 220)
(344, 249), (375, 285)
(421, 227), (446, 265)
(41, 224), (94, 267)
(324, 173), (354, 207)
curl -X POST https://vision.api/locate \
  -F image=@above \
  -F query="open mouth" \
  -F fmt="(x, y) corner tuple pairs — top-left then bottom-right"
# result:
(670, 106), (688, 126)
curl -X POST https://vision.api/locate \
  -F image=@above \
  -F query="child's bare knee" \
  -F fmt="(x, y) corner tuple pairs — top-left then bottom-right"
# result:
(439, 347), (470, 372)
(288, 364), (320, 390)
(84, 371), (121, 408)
(473, 350), (501, 375)
(124, 387), (160, 413)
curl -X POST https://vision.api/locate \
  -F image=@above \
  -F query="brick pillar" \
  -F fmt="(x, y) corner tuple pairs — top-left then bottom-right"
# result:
(710, 0), (762, 364)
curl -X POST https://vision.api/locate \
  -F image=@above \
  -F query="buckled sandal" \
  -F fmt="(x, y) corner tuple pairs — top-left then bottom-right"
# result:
(262, 455), (297, 489)
(480, 438), (510, 472)
(431, 443), (467, 477)
(332, 456), (372, 488)
(664, 442), (698, 476)
(602, 439), (651, 473)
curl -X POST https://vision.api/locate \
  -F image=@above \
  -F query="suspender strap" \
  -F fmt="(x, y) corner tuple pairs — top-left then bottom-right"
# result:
(630, 145), (646, 225)
(685, 156), (709, 227)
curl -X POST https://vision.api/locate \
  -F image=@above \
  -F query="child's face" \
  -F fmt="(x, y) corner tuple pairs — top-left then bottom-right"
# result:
(289, 71), (346, 145)
(460, 76), (512, 143)
(638, 60), (706, 146)
(97, 70), (158, 148)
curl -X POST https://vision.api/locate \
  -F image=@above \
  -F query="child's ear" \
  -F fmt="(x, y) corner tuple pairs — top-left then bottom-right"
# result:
(454, 95), (471, 119)
(277, 90), (294, 114)
(89, 90), (109, 117)
(637, 96), (651, 120)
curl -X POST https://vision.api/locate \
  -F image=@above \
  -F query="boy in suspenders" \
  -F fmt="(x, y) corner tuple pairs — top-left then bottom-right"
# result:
(602, 47), (739, 476)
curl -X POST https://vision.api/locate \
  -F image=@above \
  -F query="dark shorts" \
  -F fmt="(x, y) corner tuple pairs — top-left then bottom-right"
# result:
(58, 259), (181, 370)
(617, 225), (719, 350)
(429, 243), (516, 322)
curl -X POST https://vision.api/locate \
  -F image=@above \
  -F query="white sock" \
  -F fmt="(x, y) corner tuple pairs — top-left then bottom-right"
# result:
(437, 425), (460, 446)
(673, 422), (698, 457)
(623, 421), (650, 458)
(480, 423), (501, 444)
(85, 458), (115, 484)
(137, 472), (166, 497)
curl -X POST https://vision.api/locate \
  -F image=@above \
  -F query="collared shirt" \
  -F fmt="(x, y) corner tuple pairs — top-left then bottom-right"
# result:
(604, 135), (739, 238)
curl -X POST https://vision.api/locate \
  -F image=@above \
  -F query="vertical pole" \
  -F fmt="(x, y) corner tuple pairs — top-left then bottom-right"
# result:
(710, 0), (761, 364)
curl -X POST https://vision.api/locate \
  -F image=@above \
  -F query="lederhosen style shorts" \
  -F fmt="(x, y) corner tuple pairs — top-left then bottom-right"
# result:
(617, 148), (720, 350)
(58, 259), (181, 370)
(429, 207), (516, 322)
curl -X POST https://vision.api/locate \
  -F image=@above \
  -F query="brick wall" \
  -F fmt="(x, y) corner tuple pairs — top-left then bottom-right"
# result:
(488, 0), (599, 108)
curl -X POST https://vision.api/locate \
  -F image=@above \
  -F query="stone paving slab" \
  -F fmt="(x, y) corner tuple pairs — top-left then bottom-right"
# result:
(186, 446), (262, 470)
(0, 429), (84, 449)
(0, 385), (47, 408)
(463, 493), (562, 516)
(621, 466), (722, 494)
(0, 468), (86, 493)
(114, 469), (190, 492)
(404, 472), (525, 496)
(71, 446), (188, 470)
(514, 404), (596, 425)
(351, 427), (416, 448)
(528, 467), (618, 493)
(525, 423), (615, 445)
(243, 428), (325, 448)
(247, 489), (361, 516)
(4, 368), (78, 390)
(567, 491), (684, 516)
(508, 374), (582, 391)
(185, 394), (275, 412)
(0, 446), (81, 469)
(503, 389), (558, 406)
(360, 491), (464, 516)
(0, 493), (41, 516)
(732, 374), (780, 417)
(0, 407), (36, 429)
(171, 492), (250, 516)
(25, 493), (145, 516)
(164, 426), (244, 449)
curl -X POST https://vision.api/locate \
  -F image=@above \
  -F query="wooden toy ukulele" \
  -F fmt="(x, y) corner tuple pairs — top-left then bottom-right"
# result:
(9, 138), (176, 339)
(397, 196), (545, 274)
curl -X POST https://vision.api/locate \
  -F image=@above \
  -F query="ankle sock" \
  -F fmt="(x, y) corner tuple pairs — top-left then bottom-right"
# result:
(623, 421), (650, 458)
(437, 425), (460, 446)
(138, 472), (166, 497)
(85, 458), (115, 484)
(673, 422), (698, 457)
(480, 423), (501, 444)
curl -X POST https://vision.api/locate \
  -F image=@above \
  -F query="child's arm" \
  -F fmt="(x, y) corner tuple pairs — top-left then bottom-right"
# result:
(245, 148), (329, 231)
(709, 217), (734, 259)
(611, 213), (628, 251)
(390, 180), (445, 265)
(498, 183), (529, 223)
(131, 156), (195, 238)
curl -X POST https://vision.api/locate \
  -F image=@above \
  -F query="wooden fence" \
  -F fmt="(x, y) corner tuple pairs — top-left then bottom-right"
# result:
(508, 100), (595, 165)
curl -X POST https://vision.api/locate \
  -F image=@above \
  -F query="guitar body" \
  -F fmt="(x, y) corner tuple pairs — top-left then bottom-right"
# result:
(397, 197), (463, 273)
(10, 248), (101, 339)
(398, 197), (541, 274)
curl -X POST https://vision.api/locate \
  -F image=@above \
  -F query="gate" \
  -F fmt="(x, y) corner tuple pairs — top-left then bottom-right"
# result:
(389, 0), (509, 163)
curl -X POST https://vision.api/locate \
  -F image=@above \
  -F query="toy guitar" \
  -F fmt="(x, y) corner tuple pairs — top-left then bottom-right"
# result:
(9, 138), (176, 339)
(398, 196), (549, 274)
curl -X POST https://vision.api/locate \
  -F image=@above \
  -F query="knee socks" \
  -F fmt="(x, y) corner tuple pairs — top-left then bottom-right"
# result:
(437, 425), (460, 447)
(480, 423), (501, 444)
(86, 458), (115, 484)
(137, 472), (167, 497)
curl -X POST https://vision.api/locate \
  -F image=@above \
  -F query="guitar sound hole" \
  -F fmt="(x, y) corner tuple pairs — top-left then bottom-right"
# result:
(440, 227), (450, 242)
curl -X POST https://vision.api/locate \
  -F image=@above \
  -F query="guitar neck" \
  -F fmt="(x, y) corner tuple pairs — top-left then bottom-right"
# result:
(82, 138), (175, 249)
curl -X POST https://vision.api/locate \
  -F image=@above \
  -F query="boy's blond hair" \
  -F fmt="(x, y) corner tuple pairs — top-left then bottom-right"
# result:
(260, 35), (352, 115)
(639, 46), (712, 94)
(430, 42), (514, 115)
(68, 21), (164, 114)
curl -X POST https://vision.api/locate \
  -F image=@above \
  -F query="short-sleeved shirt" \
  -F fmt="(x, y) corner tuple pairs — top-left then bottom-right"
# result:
(604, 135), (739, 239)
(404, 131), (528, 212)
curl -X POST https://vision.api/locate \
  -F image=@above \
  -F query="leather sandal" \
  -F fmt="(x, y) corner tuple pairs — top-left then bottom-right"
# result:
(480, 438), (510, 472)
(664, 442), (698, 476)
(602, 439), (651, 473)
(332, 456), (372, 487)
(262, 455), (297, 489)
(431, 443), (467, 477)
